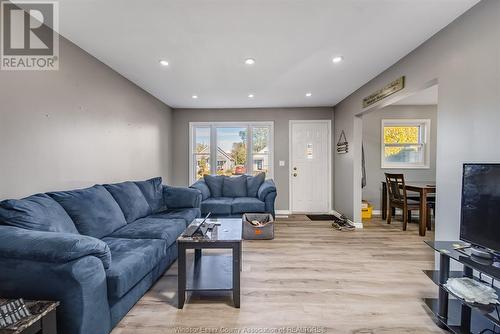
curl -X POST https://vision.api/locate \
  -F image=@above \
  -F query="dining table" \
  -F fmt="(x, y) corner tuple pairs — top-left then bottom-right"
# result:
(381, 181), (436, 236)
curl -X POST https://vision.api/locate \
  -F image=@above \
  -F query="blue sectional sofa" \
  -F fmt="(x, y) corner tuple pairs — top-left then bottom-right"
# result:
(190, 174), (277, 218)
(0, 177), (201, 334)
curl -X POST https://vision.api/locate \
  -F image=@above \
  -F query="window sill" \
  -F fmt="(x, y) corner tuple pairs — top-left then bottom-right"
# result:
(381, 165), (430, 170)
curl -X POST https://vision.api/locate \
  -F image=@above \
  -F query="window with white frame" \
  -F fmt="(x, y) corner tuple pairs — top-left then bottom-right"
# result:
(190, 122), (274, 183)
(381, 119), (430, 169)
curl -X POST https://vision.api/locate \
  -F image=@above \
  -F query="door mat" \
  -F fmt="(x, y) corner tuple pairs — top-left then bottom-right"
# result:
(306, 214), (337, 221)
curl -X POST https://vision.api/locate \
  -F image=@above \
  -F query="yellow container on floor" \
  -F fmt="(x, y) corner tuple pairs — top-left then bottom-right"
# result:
(362, 205), (373, 220)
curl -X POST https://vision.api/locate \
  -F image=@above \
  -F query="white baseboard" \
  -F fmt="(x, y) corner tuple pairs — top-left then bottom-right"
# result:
(382, 209), (423, 218)
(275, 210), (291, 216)
(330, 210), (363, 229)
(365, 209), (424, 217)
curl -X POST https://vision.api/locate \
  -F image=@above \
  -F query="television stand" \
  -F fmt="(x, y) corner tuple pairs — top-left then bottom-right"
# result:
(424, 241), (500, 334)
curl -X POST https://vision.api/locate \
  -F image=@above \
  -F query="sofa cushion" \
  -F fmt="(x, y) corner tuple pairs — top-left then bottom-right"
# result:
(223, 175), (247, 197)
(102, 237), (166, 300)
(150, 208), (201, 226)
(49, 185), (127, 239)
(200, 197), (233, 215)
(109, 218), (186, 247)
(247, 173), (266, 197)
(0, 194), (78, 233)
(203, 175), (224, 198)
(104, 182), (151, 223)
(190, 180), (211, 201)
(134, 177), (164, 213)
(231, 197), (266, 214)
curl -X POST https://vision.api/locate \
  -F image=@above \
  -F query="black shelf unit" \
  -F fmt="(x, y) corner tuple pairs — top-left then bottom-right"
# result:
(424, 298), (497, 334)
(424, 241), (500, 334)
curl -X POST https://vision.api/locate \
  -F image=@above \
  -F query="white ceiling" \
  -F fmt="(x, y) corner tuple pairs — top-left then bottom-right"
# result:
(52, 0), (478, 109)
(393, 85), (439, 105)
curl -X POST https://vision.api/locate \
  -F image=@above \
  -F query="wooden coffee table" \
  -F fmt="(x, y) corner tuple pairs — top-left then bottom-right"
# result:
(177, 218), (242, 308)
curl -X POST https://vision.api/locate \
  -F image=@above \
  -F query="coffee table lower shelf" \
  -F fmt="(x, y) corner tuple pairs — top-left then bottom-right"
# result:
(186, 254), (233, 291)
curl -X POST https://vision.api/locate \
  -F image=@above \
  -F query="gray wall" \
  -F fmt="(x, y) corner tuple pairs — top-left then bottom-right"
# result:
(0, 36), (173, 199)
(171, 107), (334, 211)
(362, 105), (437, 211)
(333, 0), (500, 247)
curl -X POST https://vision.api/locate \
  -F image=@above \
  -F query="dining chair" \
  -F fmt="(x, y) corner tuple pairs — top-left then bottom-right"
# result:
(384, 173), (421, 231)
(426, 196), (436, 230)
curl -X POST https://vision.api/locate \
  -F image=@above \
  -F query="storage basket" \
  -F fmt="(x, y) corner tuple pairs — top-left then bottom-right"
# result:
(242, 213), (274, 240)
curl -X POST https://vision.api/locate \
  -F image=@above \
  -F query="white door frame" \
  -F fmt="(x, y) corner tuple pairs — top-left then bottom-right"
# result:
(289, 119), (332, 213)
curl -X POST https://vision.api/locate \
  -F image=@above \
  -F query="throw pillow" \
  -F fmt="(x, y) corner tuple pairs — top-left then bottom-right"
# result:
(247, 172), (266, 197)
(203, 175), (224, 198)
(223, 175), (248, 197)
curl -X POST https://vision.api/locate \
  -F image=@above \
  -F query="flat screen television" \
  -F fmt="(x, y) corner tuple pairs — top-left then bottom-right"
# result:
(460, 163), (500, 254)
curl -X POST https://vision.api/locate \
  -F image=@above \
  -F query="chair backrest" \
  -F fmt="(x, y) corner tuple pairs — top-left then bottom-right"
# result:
(385, 173), (408, 203)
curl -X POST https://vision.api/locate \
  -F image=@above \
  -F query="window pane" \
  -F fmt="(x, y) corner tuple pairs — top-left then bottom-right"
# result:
(252, 127), (270, 153)
(384, 145), (423, 164)
(194, 127), (210, 179)
(216, 127), (247, 176)
(384, 126), (420, 144)
(253, 154), (270, 176)
(252, 127), (270, 176)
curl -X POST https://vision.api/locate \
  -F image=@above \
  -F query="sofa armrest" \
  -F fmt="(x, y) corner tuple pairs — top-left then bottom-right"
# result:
(257, 179), (277, 218)
(0, 257), (111, 334)
(190, 179), (211, 200)
(0, 226), (111, 269)
(163, 185), (202, 209)
(0, 226), (111, 334)
(258, 179), (277, 201)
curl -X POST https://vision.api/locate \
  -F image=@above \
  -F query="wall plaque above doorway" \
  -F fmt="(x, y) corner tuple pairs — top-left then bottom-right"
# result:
(362, 76), (405, 108)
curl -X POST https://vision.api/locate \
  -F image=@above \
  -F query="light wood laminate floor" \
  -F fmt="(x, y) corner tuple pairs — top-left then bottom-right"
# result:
(112, 216), (443, 334)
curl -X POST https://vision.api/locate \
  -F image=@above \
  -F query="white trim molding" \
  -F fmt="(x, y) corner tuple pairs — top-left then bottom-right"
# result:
(381, 118), (431, 169)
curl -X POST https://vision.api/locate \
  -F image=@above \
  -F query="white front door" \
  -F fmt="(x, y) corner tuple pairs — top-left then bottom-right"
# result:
(290, 120), (331, 213)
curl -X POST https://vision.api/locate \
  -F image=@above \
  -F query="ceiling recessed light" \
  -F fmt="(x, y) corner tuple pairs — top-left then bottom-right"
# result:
(332, 56), (344, 64)
(192, 95), (198, 99)
(248, 94), (254, 98)
(244, 58), (255, 65)
(159, 60), (169, 66)
(305, 92), (312, 97)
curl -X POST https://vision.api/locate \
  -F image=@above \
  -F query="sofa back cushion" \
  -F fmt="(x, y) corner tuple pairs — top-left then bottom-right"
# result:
(203, 175), (224, 198)
(246, 172), (265, 197)
(49, 185), (127, 238)
(222, 175), (247, 197)
(0, 194), (78, 233)
(134, 177), (164, 213)
(104, 182), (151, 223)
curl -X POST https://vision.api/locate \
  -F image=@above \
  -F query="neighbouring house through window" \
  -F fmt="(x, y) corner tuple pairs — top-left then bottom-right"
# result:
(381, 119), (431, 169)
(190, 122), (274, 183)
